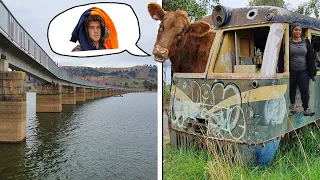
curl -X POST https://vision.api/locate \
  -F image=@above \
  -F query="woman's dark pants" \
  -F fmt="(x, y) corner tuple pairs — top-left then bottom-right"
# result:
(290, 69), (309, 110)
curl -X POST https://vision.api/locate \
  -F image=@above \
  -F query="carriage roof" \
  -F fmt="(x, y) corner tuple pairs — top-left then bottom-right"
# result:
(200, 6), (320, 31)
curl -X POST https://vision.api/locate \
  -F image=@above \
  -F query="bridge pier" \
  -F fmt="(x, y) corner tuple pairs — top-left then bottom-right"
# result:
(106, 89), (109, 97)
(0, 71), (26, 143)
(85, 88), (94, 100)
(101, 89), (106, 98)
(76, 87), (86, 102)
(111, 89), (114, 96)
(107, 89), (111, 97)
(94, 89), (101, 99)
(62, 86), (76, 105)
(0, 58), (9, 71)
(36, 83), (62, 112)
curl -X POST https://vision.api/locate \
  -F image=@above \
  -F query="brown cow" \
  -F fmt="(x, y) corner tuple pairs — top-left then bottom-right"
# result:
(147, 3), (216, 73)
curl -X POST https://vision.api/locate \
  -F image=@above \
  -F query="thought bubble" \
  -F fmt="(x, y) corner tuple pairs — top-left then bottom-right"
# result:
(48, 2), (150, 57)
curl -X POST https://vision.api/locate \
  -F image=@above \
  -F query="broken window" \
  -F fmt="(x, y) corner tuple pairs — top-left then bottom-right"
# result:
(311, 33), (320, 70)
(276, 31), (286, 73)
(213, 26), (270, 73)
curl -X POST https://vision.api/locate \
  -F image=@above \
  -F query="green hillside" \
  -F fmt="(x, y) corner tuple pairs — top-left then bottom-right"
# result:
(62, 65), (158, 90)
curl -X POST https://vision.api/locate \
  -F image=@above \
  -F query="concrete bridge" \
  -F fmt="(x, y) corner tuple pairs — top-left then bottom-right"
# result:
(0, 2), (142, 143)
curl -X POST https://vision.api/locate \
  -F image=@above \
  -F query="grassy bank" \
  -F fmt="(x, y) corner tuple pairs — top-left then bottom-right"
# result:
(163, 85), (171, 108)
(163, 125), (320, 180)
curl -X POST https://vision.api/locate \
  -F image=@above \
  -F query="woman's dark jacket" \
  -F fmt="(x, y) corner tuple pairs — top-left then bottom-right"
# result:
(305, 39), (317, 80)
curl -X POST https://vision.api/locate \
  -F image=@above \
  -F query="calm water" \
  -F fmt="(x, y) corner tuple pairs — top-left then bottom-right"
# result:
(0, 92), (157, 180)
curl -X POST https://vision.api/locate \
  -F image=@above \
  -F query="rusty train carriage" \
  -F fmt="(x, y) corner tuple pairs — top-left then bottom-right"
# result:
(168, 5), (320, 166)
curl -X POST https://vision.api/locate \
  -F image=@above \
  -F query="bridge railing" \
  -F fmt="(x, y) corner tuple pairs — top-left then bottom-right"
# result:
(0, 2), (129, 90)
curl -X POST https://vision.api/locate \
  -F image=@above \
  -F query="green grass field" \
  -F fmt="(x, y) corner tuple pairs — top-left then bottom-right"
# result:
(163, 125), (320, 180)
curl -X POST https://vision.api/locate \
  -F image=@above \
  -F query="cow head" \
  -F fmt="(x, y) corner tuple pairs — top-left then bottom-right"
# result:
(147, 3), (211, 63)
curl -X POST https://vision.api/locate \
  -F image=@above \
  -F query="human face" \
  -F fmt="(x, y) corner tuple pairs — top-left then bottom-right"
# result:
(292, 26), (302, 38)
(87, 21), (101, 43)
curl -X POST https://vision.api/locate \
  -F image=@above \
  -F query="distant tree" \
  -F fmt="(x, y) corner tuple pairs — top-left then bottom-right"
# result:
(248, 0), (286, 7)
(143, 80), (148, 89)
(148, 68), (157, 78)
(295, 0), (319, 18)
(128, 71), (137, 78)
(163, 0), (220, 22)
(248, 0), (319, 18)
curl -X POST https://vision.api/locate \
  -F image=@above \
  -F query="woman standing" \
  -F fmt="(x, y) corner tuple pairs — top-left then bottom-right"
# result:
(289, 22), (316, 116)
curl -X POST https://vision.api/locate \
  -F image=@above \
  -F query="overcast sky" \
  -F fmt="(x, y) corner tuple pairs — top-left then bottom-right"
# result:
(2, 0), (160, 68)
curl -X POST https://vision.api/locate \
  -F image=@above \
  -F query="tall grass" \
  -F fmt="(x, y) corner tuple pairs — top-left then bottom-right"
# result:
(163, 125), (320, 180)
(163, 139), (210, 180)
(163, 85), (171, 107)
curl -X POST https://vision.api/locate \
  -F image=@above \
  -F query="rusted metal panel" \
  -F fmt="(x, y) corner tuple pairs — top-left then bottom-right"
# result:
(200, 6), (320, 31)
(213, 32), (235, 73)
(170, 76), (320, 145)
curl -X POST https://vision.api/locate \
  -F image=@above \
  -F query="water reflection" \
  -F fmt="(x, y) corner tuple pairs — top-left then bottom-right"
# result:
(0, 92), (157, 179)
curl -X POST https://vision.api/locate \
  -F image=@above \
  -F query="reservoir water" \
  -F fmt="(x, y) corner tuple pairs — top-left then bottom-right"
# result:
(0, 92), (157, 180)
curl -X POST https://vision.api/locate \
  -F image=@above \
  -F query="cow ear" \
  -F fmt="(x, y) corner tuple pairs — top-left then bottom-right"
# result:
(188, 21), (211, 36)
(148, 2), (165, 21)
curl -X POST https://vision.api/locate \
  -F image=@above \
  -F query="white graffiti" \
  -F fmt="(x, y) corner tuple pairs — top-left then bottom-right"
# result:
(171, 98), (201, 129)
(182, 81), (187, 90)
(172, 81), (246, 140)
(207, 105), (246, 140)
(264, 91), (286, 125)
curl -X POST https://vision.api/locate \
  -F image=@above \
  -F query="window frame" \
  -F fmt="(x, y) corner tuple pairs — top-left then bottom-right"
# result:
(310, 29), (320, 75)
(207, 23), (290, 80)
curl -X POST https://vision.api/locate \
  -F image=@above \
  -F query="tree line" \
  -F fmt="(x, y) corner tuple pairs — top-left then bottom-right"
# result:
(163, 0), (319, 22)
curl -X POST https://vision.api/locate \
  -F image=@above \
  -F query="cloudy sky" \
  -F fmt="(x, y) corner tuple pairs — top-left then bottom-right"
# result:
(2, 0), (160, 68)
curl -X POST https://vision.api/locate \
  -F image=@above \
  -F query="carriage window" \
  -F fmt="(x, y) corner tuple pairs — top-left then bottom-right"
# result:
(213, 27), (270, 73)
(311, 34), (320, 70)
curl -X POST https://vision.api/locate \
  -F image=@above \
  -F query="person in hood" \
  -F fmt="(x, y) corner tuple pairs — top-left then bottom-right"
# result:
(70, 7), (118, 51)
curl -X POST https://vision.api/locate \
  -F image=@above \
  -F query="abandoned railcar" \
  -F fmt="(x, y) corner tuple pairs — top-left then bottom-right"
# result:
(168, 5), (320, 166)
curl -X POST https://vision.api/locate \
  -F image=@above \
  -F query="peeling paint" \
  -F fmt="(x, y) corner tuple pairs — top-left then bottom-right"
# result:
(220, 52), (233, 73)
(260, 23), (284, 77)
